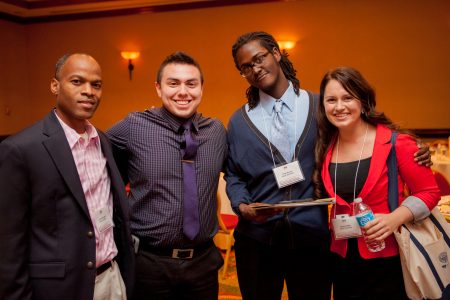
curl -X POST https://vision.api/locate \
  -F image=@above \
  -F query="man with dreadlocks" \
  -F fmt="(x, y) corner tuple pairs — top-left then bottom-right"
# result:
(224, 31), (431, 300)
(224, 31), (331, 300)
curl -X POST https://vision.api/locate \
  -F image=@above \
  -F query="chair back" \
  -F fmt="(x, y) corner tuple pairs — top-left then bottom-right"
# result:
(217, 192), (238, 233)
(214, 176), (239, 279)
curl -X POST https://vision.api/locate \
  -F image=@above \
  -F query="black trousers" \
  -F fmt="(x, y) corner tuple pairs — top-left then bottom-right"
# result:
(234, 230), (332, 300)
(132, 243), (223, 300)
(332, 238), (409, 300)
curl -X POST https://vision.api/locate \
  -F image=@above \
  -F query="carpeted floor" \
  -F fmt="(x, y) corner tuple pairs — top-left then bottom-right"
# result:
(218, 250), (242, 300)
(218, 250), (289, 300)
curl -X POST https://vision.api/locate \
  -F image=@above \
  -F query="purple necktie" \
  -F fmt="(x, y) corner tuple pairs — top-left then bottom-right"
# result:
(181, 121), (200, 240)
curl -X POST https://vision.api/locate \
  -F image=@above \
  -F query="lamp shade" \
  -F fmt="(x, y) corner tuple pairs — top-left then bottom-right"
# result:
(277, 41), (296, 50)
(121, 51), (140, 60)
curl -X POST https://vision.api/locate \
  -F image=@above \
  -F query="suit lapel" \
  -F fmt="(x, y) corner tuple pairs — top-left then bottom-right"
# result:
(322, 142), (336, 200)
(321, 138), (353, 214)
(42, 112), (91, 219)
(98, 132), (127, 221)
(322, 125), (392, 209)
(358, 125), (392, 199)
(99, 132), (119, 198)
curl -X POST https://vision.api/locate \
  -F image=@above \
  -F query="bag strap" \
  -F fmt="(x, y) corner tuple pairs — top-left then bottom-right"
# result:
(403, 226), (446, 291)
(387, 131), (449, 292)
(430, 214), (450, 247)
(388, 133), (450, 244)
(387, 131), (399, 212)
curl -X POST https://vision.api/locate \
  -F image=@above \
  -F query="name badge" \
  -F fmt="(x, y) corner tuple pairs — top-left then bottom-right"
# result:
(331, 214), (362, 240)
(272, 160), (305, 189)
(95, 207), (114, 233)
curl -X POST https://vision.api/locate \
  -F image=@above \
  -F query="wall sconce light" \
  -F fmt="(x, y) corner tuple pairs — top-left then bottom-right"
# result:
(277, 41), (296, 51)
(121, 51), (140, 80)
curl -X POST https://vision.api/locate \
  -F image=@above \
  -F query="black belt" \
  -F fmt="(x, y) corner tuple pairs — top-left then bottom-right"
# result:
(96, 260), (113, 276)
(139, 240), (214, 259)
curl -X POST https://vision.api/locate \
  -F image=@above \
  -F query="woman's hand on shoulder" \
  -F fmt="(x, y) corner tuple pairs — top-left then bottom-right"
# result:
(414, 141), (432, 167)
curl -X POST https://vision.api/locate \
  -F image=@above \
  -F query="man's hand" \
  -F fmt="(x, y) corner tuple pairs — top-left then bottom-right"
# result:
(239, 203), (282, 223)
(414, 141), (432, 167)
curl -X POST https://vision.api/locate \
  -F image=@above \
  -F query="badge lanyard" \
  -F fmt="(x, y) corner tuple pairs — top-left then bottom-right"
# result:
(330, 123), (368, 239)
(260, 95), (298, 167)
(333, 123), (369, 218)
(260, 95), (305, 189)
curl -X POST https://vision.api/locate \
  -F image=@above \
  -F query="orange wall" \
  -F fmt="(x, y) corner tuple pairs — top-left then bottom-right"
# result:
(0, 20), (32, 134)
(1, 0), (449, 135)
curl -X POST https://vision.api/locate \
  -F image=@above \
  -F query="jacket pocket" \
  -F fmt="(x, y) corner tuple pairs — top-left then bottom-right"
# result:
(29, 262), (65, 278)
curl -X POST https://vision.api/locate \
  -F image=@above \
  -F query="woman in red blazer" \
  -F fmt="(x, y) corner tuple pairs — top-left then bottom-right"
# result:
(313, 67), (440, 300)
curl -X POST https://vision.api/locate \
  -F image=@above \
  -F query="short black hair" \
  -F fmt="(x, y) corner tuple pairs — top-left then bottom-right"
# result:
(54, 53), (93, 80)
(54, 54), (72, 80)
(156, 51), (204, 84)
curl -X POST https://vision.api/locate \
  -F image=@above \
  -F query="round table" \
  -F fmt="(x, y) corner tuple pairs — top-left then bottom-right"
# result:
(431, 155), (450, 183)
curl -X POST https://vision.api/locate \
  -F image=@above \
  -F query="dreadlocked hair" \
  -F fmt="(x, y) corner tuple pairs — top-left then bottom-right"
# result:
(231, 31), (300, 110)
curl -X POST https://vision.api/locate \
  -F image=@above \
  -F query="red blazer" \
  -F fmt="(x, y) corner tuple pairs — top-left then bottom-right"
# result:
(322, 125), (440, 259)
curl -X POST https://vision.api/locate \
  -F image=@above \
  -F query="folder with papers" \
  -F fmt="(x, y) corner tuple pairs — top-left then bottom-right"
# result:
(249, 197), (335, 210)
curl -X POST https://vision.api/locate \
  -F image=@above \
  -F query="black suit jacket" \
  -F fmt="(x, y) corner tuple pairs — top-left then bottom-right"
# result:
(0, 111), (134, 300)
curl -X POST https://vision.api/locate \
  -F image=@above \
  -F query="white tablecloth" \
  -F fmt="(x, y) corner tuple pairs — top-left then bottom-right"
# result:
(431, 155), (450, 183)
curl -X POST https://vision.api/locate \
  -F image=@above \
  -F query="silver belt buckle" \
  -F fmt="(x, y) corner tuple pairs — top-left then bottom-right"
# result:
(172, 248), (194, 259)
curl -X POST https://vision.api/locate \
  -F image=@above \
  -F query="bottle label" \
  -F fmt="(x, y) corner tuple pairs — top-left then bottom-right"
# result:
(356, 211), (374, 227)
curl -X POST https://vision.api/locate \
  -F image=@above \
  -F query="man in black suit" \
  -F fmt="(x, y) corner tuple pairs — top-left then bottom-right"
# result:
(0, 53), (134, 300)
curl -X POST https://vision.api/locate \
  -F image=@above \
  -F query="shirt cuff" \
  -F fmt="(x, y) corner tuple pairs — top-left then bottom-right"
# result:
(401, 196), (430, 222)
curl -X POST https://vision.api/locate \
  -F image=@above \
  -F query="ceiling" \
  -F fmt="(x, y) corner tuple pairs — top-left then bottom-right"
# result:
(0, 0), (282, 23)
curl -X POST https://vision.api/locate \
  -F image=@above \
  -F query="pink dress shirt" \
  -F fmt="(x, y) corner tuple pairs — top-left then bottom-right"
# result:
(56, 113), (117, 267)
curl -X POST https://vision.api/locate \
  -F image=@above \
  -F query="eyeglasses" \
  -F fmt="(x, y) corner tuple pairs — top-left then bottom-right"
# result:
(239, 51), (271, 78)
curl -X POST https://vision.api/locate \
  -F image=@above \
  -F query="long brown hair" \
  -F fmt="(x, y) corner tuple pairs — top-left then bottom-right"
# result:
(313, 67), (402, 199)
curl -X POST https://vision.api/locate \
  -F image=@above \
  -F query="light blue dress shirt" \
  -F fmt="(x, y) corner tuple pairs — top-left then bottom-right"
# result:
(245, 81), (309, 162)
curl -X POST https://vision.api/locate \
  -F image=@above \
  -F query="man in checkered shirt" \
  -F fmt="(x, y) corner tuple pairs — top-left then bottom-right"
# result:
(107, 51), (227, 300)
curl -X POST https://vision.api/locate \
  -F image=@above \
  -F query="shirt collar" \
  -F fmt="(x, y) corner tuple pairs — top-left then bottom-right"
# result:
(159, 107), (200, 133)
(54, 110), (99, 149)
(259, 81), (295, 115)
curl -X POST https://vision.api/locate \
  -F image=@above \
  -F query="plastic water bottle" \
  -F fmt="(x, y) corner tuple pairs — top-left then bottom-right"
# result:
(354, 197), (385, 252)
